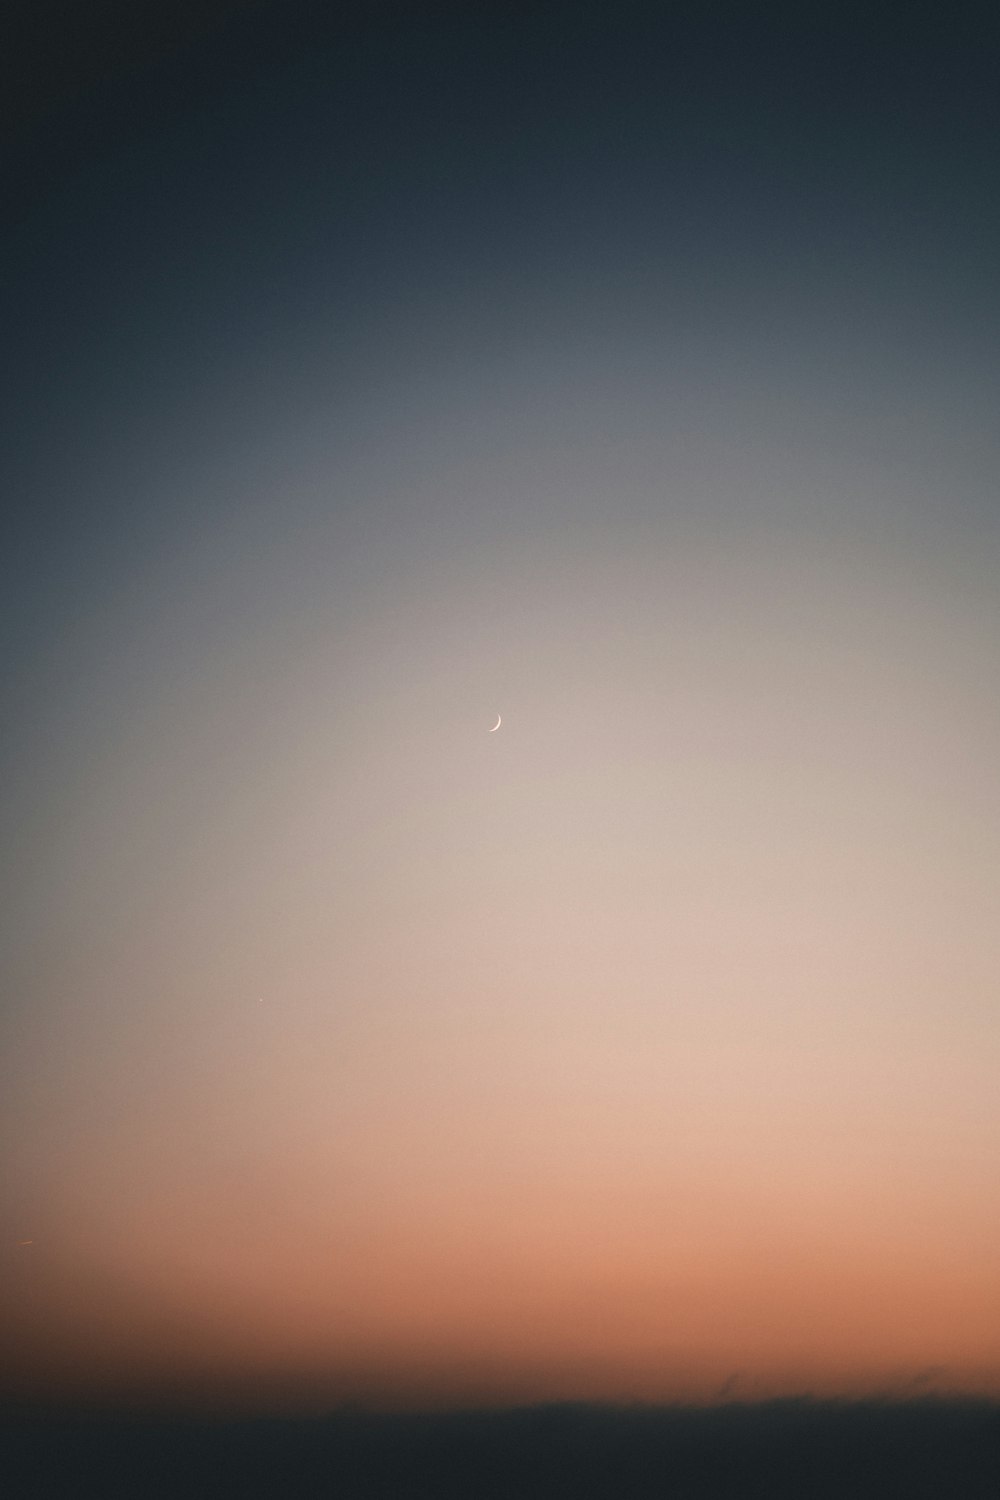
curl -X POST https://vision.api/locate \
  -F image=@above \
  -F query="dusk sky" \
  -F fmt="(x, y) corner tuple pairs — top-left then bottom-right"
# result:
(2, 1), (999, 1413)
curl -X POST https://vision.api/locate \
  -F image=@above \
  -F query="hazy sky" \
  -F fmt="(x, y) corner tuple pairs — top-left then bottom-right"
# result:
(2, 1), (999, 1410)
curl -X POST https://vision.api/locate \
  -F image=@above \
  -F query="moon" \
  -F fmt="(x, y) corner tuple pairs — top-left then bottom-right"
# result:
(489, 714), (502, 732)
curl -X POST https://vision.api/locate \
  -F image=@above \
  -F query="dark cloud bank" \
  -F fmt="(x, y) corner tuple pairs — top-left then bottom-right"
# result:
(6, 1398), (1000, 1498)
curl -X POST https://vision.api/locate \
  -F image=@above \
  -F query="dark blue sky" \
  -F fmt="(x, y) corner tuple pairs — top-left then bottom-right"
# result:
(6, 1), (998, 690)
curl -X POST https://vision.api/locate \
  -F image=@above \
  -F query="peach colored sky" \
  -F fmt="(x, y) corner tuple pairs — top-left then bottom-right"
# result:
(3, 440), (998, 1407)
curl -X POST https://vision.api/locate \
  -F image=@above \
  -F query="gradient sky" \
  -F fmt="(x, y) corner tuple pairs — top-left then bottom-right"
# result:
(2, 1), (999, 1411)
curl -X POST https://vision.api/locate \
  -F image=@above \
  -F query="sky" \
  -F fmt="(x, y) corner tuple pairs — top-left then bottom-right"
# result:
(2, 0), (999, 1413)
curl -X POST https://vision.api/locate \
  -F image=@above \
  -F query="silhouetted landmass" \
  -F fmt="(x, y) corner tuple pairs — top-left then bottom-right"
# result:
(4, 1397), (999, 1498)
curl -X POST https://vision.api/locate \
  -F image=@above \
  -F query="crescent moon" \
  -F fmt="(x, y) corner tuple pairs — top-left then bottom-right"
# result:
(489, 714), (502, 732)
